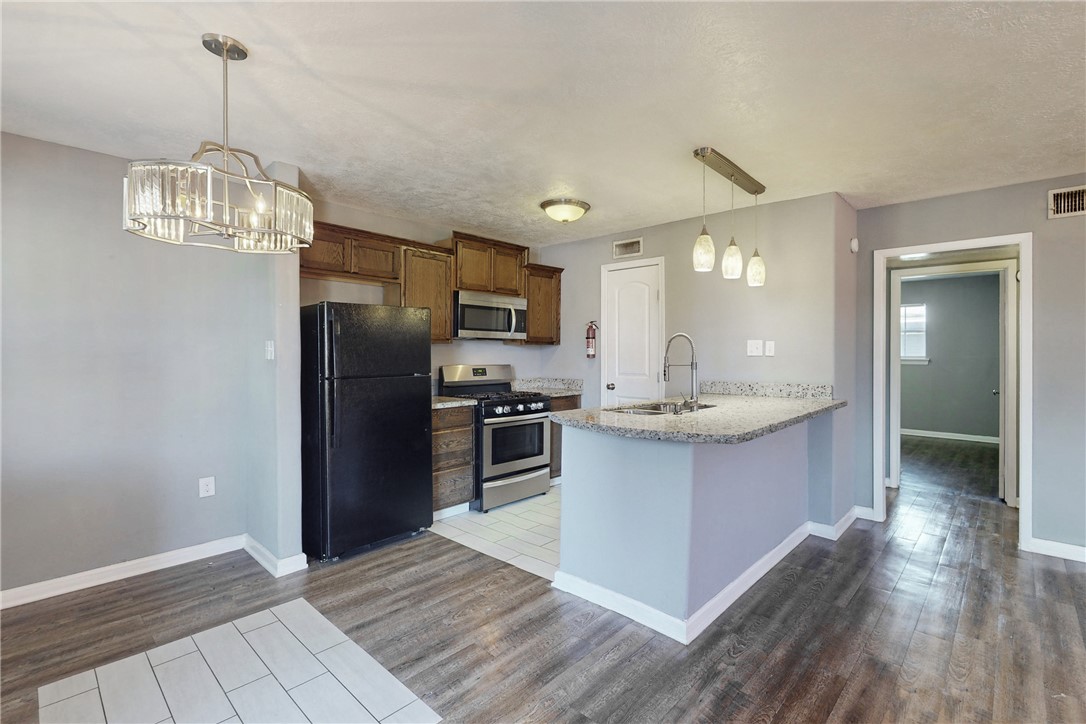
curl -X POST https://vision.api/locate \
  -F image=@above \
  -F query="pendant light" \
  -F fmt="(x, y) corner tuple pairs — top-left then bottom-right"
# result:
(123, 34), (314, 254)
(692, 163), (715, 272)
(721, 177), (743, 279)
(747, 193), (766, 287)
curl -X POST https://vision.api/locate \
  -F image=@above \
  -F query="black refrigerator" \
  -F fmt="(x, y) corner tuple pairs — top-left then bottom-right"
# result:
(300, 302), (433, 561)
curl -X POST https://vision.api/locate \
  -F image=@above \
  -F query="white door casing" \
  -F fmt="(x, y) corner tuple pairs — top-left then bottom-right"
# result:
(888, 260), (1018, 506)
(872, 233), (1032, 551)
(600, 257), (665, 406)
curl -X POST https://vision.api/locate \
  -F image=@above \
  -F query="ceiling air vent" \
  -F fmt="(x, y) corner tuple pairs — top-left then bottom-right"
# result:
(613, 237), (643, 259)
(1049, 185), (1085, 219)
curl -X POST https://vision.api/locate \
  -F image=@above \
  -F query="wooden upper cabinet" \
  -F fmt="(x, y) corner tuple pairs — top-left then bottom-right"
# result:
(455, 239), (493, 292)
(524, 263), (563, 345)
(492, 246), (526, 296)
(403, 247), (453, 343)
(350, 237), (400, 280)
(452, 232), (527, 296)
(300, 225), (350, 273)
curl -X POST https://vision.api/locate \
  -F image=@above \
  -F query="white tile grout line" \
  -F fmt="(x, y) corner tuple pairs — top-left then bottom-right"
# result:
(37, 598), (439, 724)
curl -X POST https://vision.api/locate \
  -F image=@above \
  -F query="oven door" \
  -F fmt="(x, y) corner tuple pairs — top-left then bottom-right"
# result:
(481, 411), (551, 479)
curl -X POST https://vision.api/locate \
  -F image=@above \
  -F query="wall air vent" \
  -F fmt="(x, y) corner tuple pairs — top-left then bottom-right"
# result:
(612, 237), (643, 259)
(1048, 185), (1085, 219)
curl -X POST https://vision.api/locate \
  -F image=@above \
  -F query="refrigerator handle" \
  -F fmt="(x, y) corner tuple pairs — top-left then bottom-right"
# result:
(330, 379), (338, 449)
(328, 306), (337, 380)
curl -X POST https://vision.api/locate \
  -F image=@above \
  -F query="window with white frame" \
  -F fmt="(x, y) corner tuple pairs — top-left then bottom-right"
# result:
(900, 303), (927, 360)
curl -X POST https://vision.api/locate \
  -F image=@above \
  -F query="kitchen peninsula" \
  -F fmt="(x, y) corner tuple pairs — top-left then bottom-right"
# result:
(550, 392), (846, 644)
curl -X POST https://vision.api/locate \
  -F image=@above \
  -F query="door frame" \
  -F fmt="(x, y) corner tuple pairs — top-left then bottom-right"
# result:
(599, 256), (666, 406)
(872, 232), (1033, 546)
(888, 260), (1019, 506)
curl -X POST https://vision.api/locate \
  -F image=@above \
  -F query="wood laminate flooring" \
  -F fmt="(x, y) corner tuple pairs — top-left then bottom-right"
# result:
(4, 439), (1084, 722)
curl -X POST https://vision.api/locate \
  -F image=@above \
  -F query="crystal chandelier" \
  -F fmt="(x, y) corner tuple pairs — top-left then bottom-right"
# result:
(123, 34), (313, 254)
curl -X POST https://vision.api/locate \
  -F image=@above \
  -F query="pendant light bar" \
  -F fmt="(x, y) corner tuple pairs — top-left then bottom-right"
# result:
(693, 147), (765, 196)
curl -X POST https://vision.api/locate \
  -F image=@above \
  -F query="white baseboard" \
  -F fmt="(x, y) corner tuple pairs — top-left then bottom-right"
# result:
(684, 522), (811, 642)
(243, 536), (309, 578)
(1021, 535), (1086, 563)
(0, 534), (310, 609)
(1, 535), (246, 610)
(807, 507), (860, 541)
(853, 506), (881, 522)
(433, 503), (470, 521)
(552, 571), (687, 643)
(902, 429), (999, 444)
(553, 521), (812, 645)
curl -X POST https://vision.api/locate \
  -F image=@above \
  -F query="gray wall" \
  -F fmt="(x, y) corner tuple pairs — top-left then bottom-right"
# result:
(1, 133), (293, 588)
(856, 174), (1086, 548)
(901, 274), (1000, 437)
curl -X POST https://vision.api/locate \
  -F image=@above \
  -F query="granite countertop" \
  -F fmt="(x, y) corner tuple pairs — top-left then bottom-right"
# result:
(550, 394), (846, 444)
(513, 378), (583, 399)
(432, 396), (477, 410)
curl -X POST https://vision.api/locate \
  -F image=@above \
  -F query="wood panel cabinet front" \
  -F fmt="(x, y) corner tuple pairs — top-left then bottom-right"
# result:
(349, 237), (400, 280)
(455, 239), (493, 292)
(492, 246), (526, 296)
(403, 248), (453, 343)
(432, 406), (476, 511)
(524, 264), (562, 344)
(300, 229), (349, 273)
(548, 394), (581, 479)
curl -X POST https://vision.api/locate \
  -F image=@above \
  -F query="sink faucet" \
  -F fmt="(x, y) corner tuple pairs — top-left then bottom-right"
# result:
(663, 333), (698, 405)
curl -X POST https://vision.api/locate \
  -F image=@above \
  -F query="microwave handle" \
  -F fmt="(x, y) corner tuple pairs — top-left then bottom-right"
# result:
(508, 304), (517, 335)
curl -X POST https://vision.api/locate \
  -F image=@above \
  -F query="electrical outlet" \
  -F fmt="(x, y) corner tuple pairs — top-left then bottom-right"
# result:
(765, 340), (776, 356)
(199, 476), (216, 498)
(746, 339), (764, 356)
(265, 341), (275, 360)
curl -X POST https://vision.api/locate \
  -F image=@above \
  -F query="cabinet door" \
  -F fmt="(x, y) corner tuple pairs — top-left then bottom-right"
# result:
(403, 248), (453, 343)
(492, 246), (526, 296)
(350, 237), (400, 280)
(549, 395), (581, 479)
(455, 240), (493, 292)
(300, 229), (350, 273)
(525, 266), (561, 344)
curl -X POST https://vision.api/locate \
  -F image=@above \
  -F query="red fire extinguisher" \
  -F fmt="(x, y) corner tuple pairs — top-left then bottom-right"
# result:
(586, 321), (599, 359)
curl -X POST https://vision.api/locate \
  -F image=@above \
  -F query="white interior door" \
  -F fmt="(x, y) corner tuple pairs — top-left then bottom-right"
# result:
(600, 258), (665, 407)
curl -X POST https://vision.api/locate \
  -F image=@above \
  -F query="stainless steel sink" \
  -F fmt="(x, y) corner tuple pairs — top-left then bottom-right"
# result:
(610, 402), (717, 415)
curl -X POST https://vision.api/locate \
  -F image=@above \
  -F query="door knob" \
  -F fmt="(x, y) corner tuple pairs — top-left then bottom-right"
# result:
(606, 383), (616, 390)
(993, 389), (1000, 395)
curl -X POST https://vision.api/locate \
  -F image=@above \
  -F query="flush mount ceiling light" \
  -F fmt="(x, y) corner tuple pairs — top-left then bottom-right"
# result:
(692, 162), (715, 272)
(693, 147), (768, 285)
(540, 198), (590, 223)
(123, 34), (314, 254)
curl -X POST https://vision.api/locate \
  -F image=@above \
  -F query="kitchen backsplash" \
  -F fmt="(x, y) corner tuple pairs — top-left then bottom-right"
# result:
(700, 381), (834, 399)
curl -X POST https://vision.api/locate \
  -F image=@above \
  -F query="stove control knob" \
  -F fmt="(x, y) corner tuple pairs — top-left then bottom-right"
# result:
(502, 405), (511, 414)
(517, 404), (525, 412)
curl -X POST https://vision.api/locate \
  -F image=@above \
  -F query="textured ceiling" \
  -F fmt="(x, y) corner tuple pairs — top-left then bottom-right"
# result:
(3, 2), (1084, 246)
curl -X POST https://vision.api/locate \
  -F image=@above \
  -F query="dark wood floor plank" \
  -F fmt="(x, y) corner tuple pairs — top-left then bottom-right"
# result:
(3, 437), (1082, 724)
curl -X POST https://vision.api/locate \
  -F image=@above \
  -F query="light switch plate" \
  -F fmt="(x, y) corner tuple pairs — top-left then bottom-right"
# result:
(765, 341), (776, 356)
(746, 339), (764, 356)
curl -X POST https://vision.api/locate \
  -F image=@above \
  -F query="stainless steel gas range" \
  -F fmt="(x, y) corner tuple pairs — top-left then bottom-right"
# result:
(439, 364), (551, 512)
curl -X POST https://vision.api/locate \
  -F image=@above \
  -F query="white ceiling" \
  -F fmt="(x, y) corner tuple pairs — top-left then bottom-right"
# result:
(3, 2), (1084, 246)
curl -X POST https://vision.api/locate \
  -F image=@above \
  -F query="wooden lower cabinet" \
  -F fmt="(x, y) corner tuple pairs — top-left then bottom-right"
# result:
(548, 394), (581, 478)
(432, 406), (475, 511)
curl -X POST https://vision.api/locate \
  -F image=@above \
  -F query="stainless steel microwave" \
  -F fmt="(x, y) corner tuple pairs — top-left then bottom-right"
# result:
(453, 290), (527, 340)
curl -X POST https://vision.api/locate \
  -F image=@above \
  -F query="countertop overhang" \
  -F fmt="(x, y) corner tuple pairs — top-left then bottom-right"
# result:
(550, 394), (846, 444)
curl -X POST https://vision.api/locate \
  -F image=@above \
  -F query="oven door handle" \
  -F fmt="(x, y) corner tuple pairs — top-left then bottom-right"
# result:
(483, 411), (551, 425)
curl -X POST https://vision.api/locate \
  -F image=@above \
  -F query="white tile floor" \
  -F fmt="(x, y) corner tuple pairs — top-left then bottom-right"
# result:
(431, 484), (561, 580)
(37, 598), (441, 724)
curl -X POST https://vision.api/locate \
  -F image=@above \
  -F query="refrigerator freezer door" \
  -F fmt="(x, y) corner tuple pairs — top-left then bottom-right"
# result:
(305, 374), (433, 559)
(319, 302), (430, 380)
